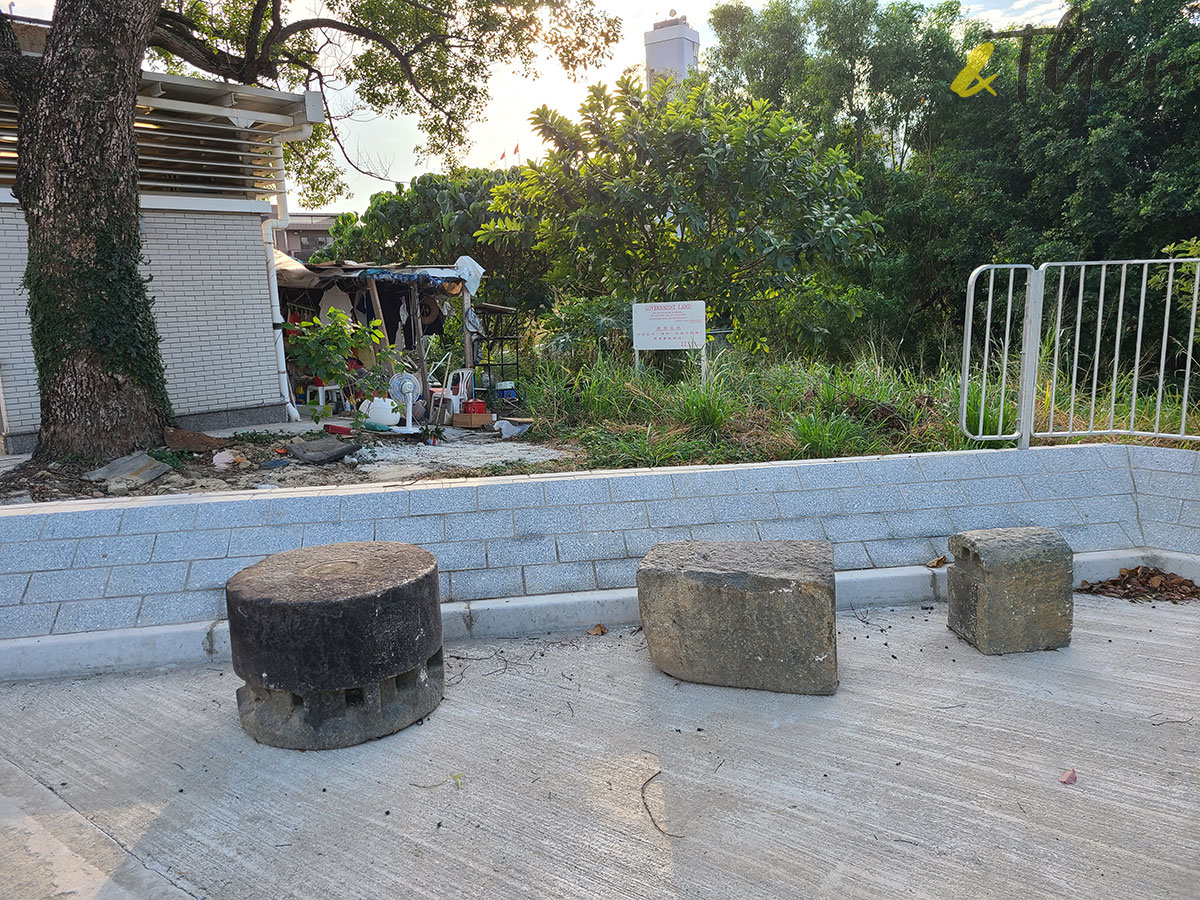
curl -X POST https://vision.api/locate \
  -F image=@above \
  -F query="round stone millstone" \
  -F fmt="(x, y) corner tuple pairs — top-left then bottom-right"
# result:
(226, 541), (443, 750)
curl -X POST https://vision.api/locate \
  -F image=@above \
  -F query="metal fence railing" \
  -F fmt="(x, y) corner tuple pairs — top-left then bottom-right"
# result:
(960, 258), (1200, 448)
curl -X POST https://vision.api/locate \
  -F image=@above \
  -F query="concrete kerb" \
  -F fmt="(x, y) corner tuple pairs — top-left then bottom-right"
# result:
(5, 549), (1184, 682)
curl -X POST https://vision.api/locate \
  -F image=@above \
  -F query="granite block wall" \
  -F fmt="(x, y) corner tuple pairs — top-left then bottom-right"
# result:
(0, 444), (1172, 641)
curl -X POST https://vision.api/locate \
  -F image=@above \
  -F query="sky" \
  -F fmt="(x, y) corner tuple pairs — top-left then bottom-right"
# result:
(9, 0), (1067, 212)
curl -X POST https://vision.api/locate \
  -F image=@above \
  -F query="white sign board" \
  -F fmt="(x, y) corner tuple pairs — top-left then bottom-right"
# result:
(631, 301), (707, 351)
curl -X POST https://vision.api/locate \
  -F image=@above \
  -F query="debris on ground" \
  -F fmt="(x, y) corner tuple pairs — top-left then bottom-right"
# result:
(288, 436), (362, 465)
(164, 427), (229, 453)
(83, 451), (170, 485)
(1059, 769), (1077, 785)
(586, 624), (609, 636)
(1079, 566), (1200, 604)
(0, 420), (576, 503)
(212, 449), (250, 470)
(926, 555), (948, 568)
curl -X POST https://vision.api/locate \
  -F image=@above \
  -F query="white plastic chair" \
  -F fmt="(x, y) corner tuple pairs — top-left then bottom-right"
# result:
(439, 368), (475, 417)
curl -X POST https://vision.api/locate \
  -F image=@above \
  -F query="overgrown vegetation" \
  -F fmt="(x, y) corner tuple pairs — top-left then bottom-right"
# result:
(523, 348), (1200, 470)
(522, 351), (976, 468)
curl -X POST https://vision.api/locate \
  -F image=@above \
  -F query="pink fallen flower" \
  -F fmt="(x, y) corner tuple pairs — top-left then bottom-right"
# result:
(1058, 769), (1078, 785)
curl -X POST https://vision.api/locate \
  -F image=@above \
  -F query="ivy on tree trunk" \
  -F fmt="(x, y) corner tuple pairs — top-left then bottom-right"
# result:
(8, 0), (171, 460)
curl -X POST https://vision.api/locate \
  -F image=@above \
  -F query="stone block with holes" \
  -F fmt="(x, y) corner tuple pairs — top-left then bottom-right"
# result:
(947, 526), (1073, 655)
(226, 542), (443, 750)
(636, 540), (838, 695)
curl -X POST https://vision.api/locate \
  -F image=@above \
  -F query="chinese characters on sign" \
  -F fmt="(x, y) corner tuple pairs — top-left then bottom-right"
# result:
(631, 302), (707, 351)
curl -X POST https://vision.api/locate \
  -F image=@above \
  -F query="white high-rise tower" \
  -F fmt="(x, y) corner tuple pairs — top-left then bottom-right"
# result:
(644, 13), (700, 87)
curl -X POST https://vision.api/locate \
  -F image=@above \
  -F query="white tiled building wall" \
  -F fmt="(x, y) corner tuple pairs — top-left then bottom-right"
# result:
(0, 203), (282, 443)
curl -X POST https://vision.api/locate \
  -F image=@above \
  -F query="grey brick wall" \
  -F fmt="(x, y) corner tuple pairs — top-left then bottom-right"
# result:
(0, 203), (280, 443)
(0, 444), (1176, 641)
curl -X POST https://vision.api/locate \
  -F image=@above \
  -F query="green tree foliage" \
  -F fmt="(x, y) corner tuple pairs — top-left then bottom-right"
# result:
(706, 0), (1200, 360)
(312, 169), (550, 310)
(477, 76), (880, 350)
(141, 0), (621, 203)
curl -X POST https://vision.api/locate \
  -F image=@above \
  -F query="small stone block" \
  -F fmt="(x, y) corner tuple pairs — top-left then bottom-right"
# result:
(947, 527), (1073, 655)
(636, 540), (837, 695)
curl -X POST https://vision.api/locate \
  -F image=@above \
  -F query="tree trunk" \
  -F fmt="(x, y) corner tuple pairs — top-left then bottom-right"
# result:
(13, 0), (171, 461)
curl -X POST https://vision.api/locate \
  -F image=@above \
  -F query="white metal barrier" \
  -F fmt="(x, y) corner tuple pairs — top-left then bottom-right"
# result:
(960, 258), (1200, 447)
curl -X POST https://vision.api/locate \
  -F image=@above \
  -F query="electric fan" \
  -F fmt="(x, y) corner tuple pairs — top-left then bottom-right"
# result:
(388, 372), (422, 434)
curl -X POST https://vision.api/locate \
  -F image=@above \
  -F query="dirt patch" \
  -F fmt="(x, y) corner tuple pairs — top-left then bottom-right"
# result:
(0, 427), (579, 504)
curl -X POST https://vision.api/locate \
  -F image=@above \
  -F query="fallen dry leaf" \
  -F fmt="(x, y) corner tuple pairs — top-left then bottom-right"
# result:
(1058, 769), (1077, 785)
(1077, 565), (1199, 605)
(926, 555), (947, 569)
(586, 623), (608, 636)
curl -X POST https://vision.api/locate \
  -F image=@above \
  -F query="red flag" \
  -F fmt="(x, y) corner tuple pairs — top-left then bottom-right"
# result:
(514, 143), (520, 154)
(500, 150), (506, 160)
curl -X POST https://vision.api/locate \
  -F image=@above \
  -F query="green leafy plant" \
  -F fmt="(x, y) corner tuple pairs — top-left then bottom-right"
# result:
(286, 309), (386, 422)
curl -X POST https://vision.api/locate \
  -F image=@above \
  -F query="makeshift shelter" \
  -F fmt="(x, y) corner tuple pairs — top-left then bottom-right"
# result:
(273, 252), (487, 406)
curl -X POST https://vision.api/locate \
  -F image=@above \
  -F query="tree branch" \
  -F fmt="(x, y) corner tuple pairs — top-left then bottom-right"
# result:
(151, 13), (246, 80)
(280, 51), (394, 183)
(244, 0), (271, 62)
(0, 12), (38, 105)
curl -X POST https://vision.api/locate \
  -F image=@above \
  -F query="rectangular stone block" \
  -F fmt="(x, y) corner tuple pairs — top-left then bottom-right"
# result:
(0, 603), (57, 639)
(543, 477), (610, 506)
(755, 518), (825, 541)
(222, 526), (300, 558)
(690, 522), (759, 543)
(187, 556), (265, 591)
(73, 535), (156, 568)
(41, 508), (124, 539)
(647, 497), (715, 528)
(151, 529), (231, 562)
(580, 502), (648, 532)
(450, 566), (523, 601)
(25, 568), (112, 603)
(859, 457), (924, 485)
(557, 531), (627, 562)
(595, 557), (638, 589)
(0, 540), (78, 574)
(445, 510), (513, 539)
(195, 499), (271, 529)
(734, 466), (802, 493)
(623, 527), (693, 558)
(917, 454), (985, 481)
(120, 503), (197, 534)
(302, 520), (376, 546)
(514, 506), (582, 536)
(268, 495), (341, 525)
(137, 590), (222, 626)
(53, 596), (141, 634)
(410, 485), (477, 515)
(0, 573), (30, 606)
(672, 469), (738, 497)
(524, 561), (596, 595)
(0, 514), (46, 543)
(636, 540), (837, 695)
(477, 482), (545, 510)
(376, 515), (446, 545)
(486, 535), (556, 568)
(947, 527), (1073, 655)
(717, 492), (784, 522)
(338, 492), (407, 522)
(609, 472), (676, 502)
